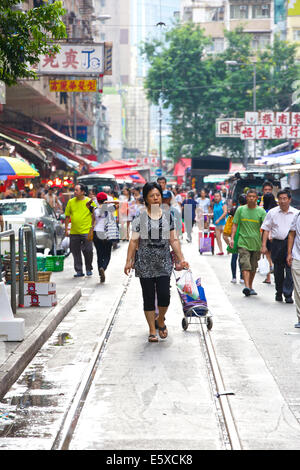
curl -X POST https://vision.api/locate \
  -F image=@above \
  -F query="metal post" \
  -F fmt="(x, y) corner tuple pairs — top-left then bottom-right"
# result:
(18, 225), (38, 308)
(73, 92), (77, 140)
(0, 230), (17, 314)
(9, 232), (16, 315)
(253, 63), (257, 163)
(159, 104), (162, 170)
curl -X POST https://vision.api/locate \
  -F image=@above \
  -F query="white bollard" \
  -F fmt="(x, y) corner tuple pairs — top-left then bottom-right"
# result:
(0, 282), (25, 341)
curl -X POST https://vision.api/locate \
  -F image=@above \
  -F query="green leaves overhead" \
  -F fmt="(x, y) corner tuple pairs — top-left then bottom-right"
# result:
(0, 0), (67, 86)
(142, 24), (300, 161)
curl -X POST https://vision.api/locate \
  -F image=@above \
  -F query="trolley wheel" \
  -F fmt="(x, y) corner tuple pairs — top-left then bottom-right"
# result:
(207, 317), (213, 330)
(182, 317), (188, 330)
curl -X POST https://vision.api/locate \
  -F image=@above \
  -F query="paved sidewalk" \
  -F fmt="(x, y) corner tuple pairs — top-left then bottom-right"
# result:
(0, 255), (84, 399)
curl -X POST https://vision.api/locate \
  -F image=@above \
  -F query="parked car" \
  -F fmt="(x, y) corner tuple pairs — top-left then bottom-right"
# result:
(0, 198), (64, 253)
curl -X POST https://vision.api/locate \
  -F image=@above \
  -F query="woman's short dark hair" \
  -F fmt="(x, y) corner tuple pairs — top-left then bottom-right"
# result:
(142, 182), (163, 206)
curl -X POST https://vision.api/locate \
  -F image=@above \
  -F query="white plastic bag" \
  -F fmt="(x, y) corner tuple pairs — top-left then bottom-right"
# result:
(176, 269), (199, 300)
(258, 256), (270, 276)
(61, 236), (70, 252)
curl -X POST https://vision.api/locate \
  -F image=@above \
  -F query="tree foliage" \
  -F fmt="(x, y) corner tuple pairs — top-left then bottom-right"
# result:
(142, 24), (300, 161)
(0, 0), (66, 86)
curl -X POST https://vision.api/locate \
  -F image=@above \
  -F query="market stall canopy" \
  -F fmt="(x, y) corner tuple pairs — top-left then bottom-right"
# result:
(255, 149), (300, 166)
(203, 174), (229, 184)
(90, 160), (137, 173)
(33, 119), (94, 151)
(96, 167), (146, 184)
(0, 156), (39, 179)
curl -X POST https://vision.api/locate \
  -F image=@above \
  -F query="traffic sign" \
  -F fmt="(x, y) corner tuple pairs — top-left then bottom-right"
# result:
(155, 168), (162, 176)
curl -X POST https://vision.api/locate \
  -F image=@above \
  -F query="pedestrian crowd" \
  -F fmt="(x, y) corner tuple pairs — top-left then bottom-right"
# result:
(62, 175), (300, 335)
(3, 174), (300, 339)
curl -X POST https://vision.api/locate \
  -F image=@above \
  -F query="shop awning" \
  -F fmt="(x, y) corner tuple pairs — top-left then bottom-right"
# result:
(0, 131), (47, 164)
(53, 152), (79, 170)
(50, 144), (91, 167)
(0, 124), (51, 146)
(34, 119), (94, 150)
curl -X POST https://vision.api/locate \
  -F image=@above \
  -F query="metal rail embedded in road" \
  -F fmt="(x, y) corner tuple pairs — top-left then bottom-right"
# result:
(52, 274), (242, 451)
(52, 273), (133, 450)
(199, 322), (242, 450)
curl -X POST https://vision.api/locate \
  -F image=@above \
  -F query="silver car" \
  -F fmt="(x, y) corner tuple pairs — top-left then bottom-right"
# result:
(0, 198), (64, 253)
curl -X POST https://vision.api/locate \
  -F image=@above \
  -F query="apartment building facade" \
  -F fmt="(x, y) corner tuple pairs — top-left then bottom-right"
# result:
(180, 0), (274, 53)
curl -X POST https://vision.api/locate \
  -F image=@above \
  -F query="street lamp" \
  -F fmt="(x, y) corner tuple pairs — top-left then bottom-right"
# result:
(225, 60), (257, 166)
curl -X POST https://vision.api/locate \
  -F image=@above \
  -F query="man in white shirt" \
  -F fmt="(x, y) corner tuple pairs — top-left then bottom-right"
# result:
(262, 189), (298, 304)
(287, 207), (300, 328)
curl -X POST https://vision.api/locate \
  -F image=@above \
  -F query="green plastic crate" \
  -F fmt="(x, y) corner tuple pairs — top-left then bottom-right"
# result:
(36, 256), (46, 272)
(45, 255), (65, 272)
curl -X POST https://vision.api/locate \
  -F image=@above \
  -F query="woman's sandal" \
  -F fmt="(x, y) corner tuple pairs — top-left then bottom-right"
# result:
(148, 334), (158, 343)
(158, 325), (168, 339)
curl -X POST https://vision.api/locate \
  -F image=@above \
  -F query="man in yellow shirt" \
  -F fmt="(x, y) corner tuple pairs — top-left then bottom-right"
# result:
(65, 184), (96, 277)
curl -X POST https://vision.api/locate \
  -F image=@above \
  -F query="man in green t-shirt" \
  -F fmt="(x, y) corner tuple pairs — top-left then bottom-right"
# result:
(65, 184), (96, 277)
(230, 189), (266, 297)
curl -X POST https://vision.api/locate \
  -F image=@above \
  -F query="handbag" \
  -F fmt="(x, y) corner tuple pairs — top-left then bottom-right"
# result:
(105, 212), (120, 242)
(223, 215), (233, 236)
(226, 207), (244, 254)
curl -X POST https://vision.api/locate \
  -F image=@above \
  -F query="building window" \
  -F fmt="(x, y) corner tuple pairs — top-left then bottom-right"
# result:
(206, 6), (224, 22)
(183, 7), (193, 22)
(252, 4), (271, 19)
(251, 33), (271, 50)
(294, 30), (300, 41)
(230, 5), (249, 19)
(207, 38), (225, 54)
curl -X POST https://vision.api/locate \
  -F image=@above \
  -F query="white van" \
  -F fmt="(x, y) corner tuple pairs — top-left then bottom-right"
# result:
(77, 174), (120, 195)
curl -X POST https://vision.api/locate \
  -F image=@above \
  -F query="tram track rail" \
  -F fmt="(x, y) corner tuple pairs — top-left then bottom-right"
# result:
(199, 321), (242, 450)
(51, 273), (242, 451)
(52, 273), (133, 450)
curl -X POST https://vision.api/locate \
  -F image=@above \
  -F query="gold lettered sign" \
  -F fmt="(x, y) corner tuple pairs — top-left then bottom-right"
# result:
(49, 79), (98, 92)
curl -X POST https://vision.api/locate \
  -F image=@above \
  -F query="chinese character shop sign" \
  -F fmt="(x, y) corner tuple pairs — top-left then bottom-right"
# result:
(49, 79), (97, 92)
(38, 44), (105, 75)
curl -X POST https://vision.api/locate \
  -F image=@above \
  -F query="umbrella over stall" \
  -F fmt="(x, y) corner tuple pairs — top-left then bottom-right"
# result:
(0, 156), (39, 180)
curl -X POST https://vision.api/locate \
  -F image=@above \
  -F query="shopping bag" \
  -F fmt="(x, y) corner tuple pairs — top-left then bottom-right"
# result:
(105, 213), (120, 242)
(200, 236), (211, 253)
(176, 269), (199, 300)
(258, 256), (269, 276)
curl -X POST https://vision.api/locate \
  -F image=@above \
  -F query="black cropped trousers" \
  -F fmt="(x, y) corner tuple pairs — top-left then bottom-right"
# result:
(139, 276), (171, 311)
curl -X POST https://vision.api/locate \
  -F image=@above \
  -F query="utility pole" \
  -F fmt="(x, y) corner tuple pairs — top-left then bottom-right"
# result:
(159, 104), (162, 170)
(253, 63), (257, 163)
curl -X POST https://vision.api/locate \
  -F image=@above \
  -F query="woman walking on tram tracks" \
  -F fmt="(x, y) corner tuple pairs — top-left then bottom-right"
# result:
(124, 182), (189, 343)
